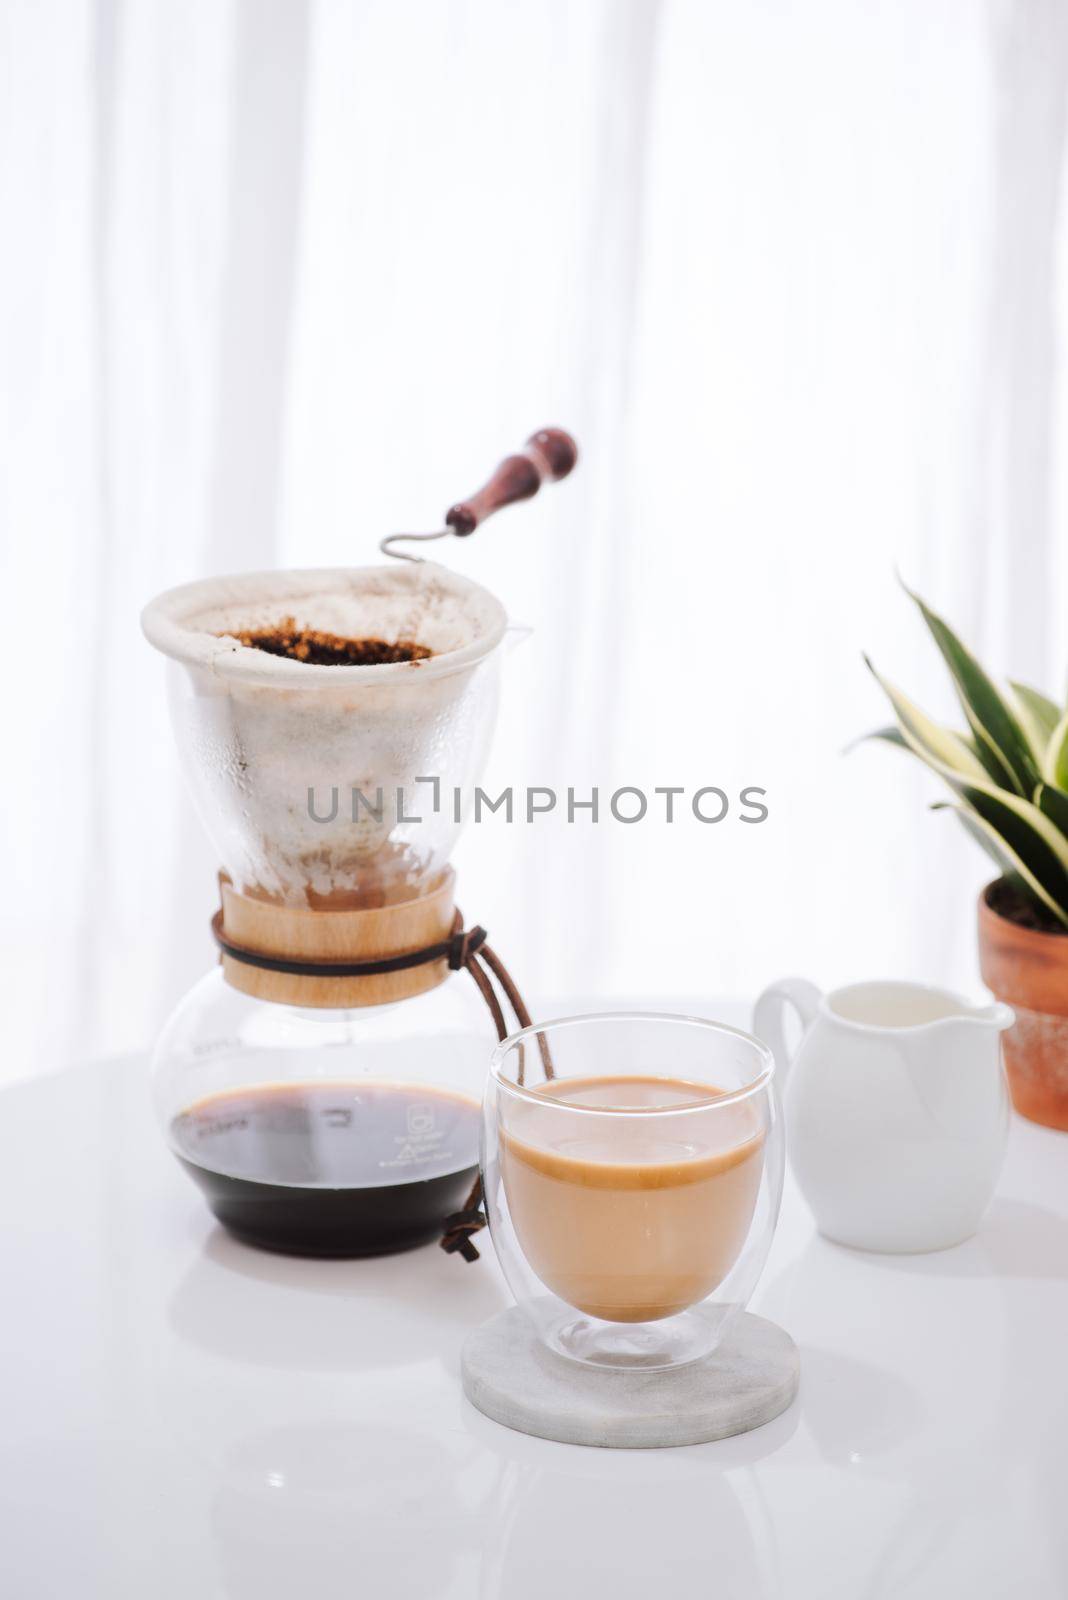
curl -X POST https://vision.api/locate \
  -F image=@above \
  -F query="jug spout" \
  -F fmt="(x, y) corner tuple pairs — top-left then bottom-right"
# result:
(967, 1000), (1015, 1032)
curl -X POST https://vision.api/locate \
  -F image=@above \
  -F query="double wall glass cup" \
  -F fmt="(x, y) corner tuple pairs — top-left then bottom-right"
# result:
(481, 1012), (784, 1370)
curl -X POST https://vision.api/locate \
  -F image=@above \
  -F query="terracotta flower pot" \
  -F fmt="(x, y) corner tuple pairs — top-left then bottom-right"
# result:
(978, 879), (1068, 1131)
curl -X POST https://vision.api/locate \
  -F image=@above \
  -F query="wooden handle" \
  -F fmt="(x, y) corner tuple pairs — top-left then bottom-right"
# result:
(445, 428), (578, 537)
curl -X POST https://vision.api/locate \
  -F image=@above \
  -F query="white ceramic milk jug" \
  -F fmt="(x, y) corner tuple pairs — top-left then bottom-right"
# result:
(753, 979), (1012, 1253)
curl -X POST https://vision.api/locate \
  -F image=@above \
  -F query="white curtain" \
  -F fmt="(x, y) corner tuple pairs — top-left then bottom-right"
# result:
(3, 0), (1067, 1082)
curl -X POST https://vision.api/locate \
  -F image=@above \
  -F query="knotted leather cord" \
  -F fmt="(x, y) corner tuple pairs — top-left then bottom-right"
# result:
(210, 906), (551, 1264)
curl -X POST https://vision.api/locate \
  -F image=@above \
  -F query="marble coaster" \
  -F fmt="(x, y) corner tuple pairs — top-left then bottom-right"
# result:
(461, 1308), (799, 1449)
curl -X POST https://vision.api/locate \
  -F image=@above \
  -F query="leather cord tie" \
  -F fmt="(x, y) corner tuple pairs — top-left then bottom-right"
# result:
(439, 1206), (487, 1263)
(210, 905), (552, 1263)
(212, 909), (487, 980)
(447, 923), (487, 971)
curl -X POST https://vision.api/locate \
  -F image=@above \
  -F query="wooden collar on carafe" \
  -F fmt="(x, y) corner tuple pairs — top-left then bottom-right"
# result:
(216, 868), (458, 1008)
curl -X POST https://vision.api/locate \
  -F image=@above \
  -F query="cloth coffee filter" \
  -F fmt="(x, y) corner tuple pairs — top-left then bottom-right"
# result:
(141, 564), (508, 906)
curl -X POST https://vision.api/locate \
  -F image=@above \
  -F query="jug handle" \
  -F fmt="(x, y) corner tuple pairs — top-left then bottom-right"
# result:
(753, 979), (822, 1082)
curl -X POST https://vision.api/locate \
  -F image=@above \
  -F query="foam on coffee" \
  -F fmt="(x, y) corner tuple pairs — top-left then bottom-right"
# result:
(500, 1075), (764, 1323)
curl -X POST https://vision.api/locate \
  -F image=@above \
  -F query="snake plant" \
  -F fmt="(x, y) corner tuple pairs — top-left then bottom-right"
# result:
(864, 584), (1068, 930)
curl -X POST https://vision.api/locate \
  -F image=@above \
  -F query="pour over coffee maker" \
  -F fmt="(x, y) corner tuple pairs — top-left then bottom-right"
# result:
(144, 430), (576, 1258)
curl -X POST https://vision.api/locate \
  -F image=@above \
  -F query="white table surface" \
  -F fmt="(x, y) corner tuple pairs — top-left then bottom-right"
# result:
(2, 1031), (1067, 1599)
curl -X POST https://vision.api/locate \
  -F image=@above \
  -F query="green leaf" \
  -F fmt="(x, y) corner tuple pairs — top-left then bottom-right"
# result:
(847, 725), (921, 759)
(1009, 681), (1062, 755)
(933, 801), (1068, 928)
(1044, 711), (1068, 790)
(902, 582), (1039, 797)
(863, 659), (988, 779)
(846, 725), (915, 756)
(869, 684), (1068, 884)
(869, 724), (909, 749)
(961, 783), (1068, 901)
(1036, 781), (1068, 836)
